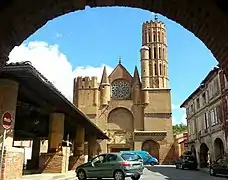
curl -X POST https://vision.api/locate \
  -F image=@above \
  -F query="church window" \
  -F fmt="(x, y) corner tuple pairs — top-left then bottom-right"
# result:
(163, 48), (165, 59)
(153, 31), (156, 42)
(149, 47), (151, 59)
(164, 65), (166, 76)
(154, 47), (157, 59)
(159, 64), (162, 75)
(162, 32), (164, 43)
(111, 80), (131, 100)
(148, 32), (151, 42)
(158, 31), (160, 42)
(159, 47), (161, 59)
(154, 63), (158, 75)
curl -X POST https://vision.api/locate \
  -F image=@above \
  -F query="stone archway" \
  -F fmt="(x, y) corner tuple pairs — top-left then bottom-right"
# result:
(191, 145), (197, 159)
(214, 138), (224, 160)
(107, 107), (134, 151)
(200, 143), (209, 168)
(142, 140), (159, 161)
(108, 107), (134, 131)
(1, 1), (228, 72)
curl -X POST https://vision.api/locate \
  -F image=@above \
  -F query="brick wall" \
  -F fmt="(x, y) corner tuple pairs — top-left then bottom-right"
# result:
(39, 152), (64, 173)
(1, 146), (24, 180)
(68, 155), (85, 170)
(159, 143), (176, 164)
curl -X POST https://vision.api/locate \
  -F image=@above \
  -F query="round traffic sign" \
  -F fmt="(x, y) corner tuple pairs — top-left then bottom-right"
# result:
(2, 112), (12, 130)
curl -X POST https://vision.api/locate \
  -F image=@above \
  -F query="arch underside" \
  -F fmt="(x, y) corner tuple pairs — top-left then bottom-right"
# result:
(107, 107), (134, 149)
(142, 140), (159, 161)
(200, 143), (209, 168)
(214, 138), (224, 159)
(0, 1), (228, 71)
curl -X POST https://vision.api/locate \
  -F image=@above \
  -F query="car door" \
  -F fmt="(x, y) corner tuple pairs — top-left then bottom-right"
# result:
(87, 154), (106, 178)
(104, 154), (119, 177)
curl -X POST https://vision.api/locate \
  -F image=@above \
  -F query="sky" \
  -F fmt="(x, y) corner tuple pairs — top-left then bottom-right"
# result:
(8, 7), (218, 125)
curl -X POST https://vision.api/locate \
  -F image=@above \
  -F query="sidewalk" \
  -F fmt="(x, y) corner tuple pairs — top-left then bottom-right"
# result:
(22, 171), (76, 180)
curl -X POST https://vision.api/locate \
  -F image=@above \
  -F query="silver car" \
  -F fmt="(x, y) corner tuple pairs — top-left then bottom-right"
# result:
(76, 152), (144, 180)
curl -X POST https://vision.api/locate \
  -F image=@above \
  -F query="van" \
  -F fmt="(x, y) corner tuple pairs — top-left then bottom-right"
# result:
(120, 150), (158, 166)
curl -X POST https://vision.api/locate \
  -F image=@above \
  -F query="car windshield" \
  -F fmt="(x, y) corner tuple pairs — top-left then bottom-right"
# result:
(121, 153), (140, 161)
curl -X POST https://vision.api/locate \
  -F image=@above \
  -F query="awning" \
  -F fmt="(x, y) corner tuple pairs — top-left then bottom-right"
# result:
(1, 62), (109, 140)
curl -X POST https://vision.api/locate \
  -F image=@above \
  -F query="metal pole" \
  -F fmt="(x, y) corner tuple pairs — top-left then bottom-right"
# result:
(0, 129), (7, 178)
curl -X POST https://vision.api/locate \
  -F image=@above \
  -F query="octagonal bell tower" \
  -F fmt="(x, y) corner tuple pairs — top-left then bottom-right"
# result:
(142, 15), (169, 89)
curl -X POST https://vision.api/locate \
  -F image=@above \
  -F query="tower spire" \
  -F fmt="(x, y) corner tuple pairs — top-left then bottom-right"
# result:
(133, 66), (141, 85)
(155, 14), (158, 21)
(100, 66), (109, 84)
(118, 56), (122, 64)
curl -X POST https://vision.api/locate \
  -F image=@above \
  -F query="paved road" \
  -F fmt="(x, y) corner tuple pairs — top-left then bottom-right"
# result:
(137, 165), (227, 180)
(23, 165), (227, 179)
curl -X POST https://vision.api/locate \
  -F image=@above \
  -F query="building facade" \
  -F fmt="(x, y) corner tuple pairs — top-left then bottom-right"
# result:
(73, 18), (174, 164)
(180, 67), (226, 168)
(174, 132), (188, 158)
(219, 69), (228, 141)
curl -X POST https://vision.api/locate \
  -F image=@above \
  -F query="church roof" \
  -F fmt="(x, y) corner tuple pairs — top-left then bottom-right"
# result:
(108, 59), (133, 84)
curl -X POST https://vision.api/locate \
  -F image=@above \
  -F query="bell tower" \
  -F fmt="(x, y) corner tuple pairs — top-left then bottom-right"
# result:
(142, 15), (169, 89)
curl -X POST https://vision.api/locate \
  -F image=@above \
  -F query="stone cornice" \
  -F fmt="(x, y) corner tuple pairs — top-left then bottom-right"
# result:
(134, 131), (167, 137)
(144, 113), (171, 118)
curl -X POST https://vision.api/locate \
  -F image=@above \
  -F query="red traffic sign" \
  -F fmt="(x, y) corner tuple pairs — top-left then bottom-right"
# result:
(2, 112), (12, 130)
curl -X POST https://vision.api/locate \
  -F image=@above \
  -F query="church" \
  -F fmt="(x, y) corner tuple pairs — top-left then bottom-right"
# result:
(73, 17), (174, 164)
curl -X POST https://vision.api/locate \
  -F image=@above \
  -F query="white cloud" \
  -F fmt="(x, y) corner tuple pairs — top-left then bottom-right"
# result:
(8, 41), (113, 102)
(171, 103), (186, 125)
(55, 33), (63, 38)
(74, 65), (113, 83)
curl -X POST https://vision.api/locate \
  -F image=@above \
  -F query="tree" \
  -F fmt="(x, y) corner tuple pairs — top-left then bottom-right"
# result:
(173, 123), (187, 135)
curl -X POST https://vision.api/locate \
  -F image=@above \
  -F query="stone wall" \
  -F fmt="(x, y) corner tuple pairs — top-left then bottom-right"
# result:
(159, 143), (176, 164)
(1, 146), (24, 180)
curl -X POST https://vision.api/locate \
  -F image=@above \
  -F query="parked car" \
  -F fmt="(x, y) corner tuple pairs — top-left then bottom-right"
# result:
(175, 154), (197, 170)
(120, 150), (158, 166)
(209, 156), (228, 176)
(75, 152), (144, 180)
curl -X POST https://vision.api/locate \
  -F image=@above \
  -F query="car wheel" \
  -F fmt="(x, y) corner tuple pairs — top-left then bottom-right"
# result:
(131, 175), (141, 180)
(209, 168), (215, 176)
(150, 162), (155, 166)
(113, 170), (125, 180)
(77, 169), (87, 180)
(180, 164), (184, 170)
(176, 165), (179, 169)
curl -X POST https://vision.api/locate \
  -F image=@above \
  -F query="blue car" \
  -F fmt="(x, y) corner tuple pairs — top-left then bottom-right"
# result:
(120, 150), (158, 166)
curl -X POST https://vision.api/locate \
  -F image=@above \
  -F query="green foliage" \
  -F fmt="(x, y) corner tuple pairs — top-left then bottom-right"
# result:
(173, 123), (187, 135)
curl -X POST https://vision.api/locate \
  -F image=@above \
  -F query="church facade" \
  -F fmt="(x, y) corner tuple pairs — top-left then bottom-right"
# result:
(73, 18), (174, 164)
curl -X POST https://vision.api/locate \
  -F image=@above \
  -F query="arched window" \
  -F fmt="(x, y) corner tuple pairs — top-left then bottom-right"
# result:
(163, 48), (165, 59)
(153, 31), (156, 42)
(158, 31), (160, 42)
(148, 31), (151, 43)
(159, 64), (162, 75)
(154, 63), (158, 75)
(159, 47), (161, 59)
(149, 47), (151, 59)
(162, 32), (164, 43)
(164, 65), (166, 76)
(144, 32), (147, 43)
(154, 47), (157, 59)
